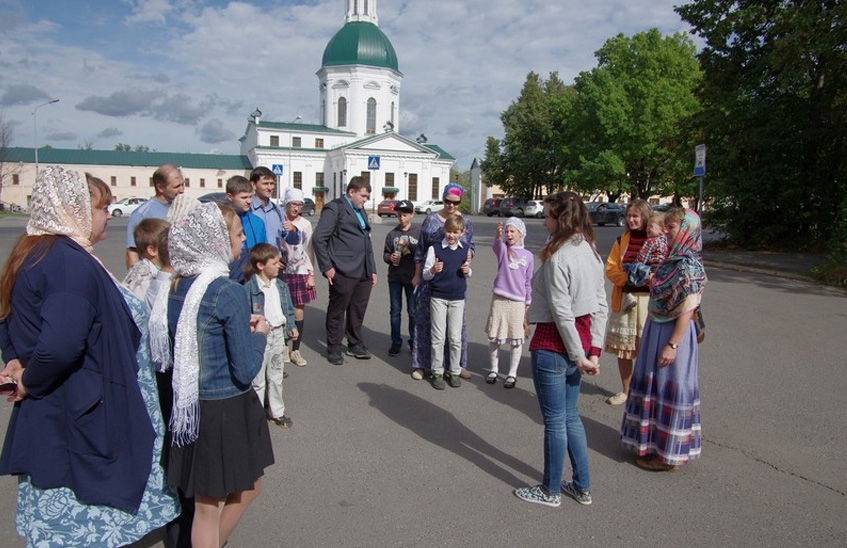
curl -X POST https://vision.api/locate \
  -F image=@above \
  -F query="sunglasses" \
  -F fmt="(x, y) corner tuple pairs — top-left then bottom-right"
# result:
(444, 200), (460, 206)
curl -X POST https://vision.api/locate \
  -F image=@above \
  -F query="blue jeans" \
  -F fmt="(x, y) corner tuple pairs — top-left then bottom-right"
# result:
(389, 282), (416, 345)
(531, 350), (590, 494)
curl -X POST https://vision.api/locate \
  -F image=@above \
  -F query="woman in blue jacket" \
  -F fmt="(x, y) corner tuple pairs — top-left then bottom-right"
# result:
(0, 166), (179, 546)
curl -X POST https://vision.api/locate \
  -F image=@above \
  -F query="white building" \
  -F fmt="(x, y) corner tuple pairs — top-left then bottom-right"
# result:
(1, 0), (455, 212)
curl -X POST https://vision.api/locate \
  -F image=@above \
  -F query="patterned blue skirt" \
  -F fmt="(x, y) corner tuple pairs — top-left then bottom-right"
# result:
(620, 317), (702, 466)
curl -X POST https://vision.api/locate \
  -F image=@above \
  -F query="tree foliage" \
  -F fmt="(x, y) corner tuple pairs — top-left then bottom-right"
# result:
(482, 72), (576, 198)
(676, 0), (847, 249)
(568, 29), (701, 202)
(482, 31), (701, 203)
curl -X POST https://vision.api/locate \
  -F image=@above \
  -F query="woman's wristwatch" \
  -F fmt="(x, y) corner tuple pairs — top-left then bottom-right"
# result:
(667, 342), (679, 349)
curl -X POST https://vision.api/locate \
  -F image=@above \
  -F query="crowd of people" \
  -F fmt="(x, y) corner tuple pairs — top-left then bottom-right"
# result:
(0, 164), (706, 546)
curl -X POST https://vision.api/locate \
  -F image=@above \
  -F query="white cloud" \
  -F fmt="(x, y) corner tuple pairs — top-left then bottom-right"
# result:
(1, 0), (695, 168)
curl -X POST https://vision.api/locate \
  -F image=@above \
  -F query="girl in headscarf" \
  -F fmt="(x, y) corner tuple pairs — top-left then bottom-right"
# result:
(484, 217), (534, 389)
(411, 183), (475, 380)
(620, 208), (707, 472)
(152, 202), (274, 548)
(0, 166), (179, 546)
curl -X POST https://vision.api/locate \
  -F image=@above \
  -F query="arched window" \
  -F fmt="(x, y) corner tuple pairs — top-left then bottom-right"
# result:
(366, 97), (376, 134)
(338, 97), (347, 127)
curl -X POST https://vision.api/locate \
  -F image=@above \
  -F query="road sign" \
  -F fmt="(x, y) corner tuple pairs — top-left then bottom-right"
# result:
(694, 144), (706, 177)
(272, 164), (284, 176)
(367, 156), (380, 170)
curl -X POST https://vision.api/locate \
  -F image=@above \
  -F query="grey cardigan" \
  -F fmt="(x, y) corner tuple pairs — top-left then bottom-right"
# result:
(527, 235), (608, 363)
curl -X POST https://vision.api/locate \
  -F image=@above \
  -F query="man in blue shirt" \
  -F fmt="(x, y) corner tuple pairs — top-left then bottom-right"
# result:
(125, 164), (185, 268)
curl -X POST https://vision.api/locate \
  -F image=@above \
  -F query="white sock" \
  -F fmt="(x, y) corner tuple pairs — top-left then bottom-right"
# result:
(507, 344), (522, 378)
(489, 342), (500, 373)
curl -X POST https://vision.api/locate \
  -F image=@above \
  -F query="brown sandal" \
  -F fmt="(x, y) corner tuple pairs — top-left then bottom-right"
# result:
(636, 457), (678, 472)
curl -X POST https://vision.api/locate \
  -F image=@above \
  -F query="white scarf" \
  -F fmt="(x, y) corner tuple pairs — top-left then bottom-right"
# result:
(149, 201), (233, 446)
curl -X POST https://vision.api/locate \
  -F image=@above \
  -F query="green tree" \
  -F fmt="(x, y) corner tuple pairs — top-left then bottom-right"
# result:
(568, 29), (702, 202)
(676, 0), (847, 248)
(483, 72), (574, 198)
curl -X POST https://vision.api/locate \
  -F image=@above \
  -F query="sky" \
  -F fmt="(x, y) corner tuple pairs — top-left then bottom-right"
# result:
(0, 0), (697, 170)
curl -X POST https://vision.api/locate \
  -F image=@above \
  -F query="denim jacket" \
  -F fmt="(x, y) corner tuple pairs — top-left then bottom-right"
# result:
(245, 275), (296, 340)
(168, 276), (266, 400)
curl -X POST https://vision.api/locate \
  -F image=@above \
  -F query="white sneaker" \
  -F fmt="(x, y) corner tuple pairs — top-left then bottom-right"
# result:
(606, 392), (627, 405)
(290, 349), (308, 367)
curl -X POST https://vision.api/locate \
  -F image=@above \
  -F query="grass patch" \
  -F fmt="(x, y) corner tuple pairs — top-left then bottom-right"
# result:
(809, 260), (847, 287)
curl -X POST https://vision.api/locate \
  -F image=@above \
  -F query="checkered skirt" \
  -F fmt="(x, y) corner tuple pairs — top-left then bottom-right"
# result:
(282, 273), (316, 306)
(620, 317), (701, 465)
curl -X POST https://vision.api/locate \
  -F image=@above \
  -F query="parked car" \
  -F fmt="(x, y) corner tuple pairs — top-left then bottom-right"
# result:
(586, 201), (626, 226)
(108, 196), (148, 217)
(482, 198), (503, 216)
(525, 199), (544, 218)
(377, 199), (400, 217)
(198, 192), (228, 205)
(499, 197), (531, 217)
(652, 203), (671, 213)
(415, 199), (443, 214)
(301, 197), (316, 216)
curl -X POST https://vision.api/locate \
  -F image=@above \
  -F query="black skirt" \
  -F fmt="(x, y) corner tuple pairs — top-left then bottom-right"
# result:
(167, 390), (275, 499)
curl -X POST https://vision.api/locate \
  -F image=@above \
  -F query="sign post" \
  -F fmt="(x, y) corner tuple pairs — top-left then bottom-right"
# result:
(693, 144), (706, 213)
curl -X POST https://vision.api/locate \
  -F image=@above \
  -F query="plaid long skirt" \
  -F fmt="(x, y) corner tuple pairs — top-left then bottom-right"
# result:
(620, 317), (702, 466)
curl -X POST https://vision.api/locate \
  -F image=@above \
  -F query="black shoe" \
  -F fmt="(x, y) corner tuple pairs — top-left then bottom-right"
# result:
(345, 344), (372, 359)
(327, 351), (344, 365)
(388, 343), (402, 356)
(270, 415), (293, 428)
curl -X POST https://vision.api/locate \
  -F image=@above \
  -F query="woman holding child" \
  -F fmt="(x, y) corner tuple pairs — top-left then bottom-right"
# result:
(411, 183), (475, 380)
(603, 199), (653, 405)
(0, 166), (179, 546)
(620, 208), (706, 472)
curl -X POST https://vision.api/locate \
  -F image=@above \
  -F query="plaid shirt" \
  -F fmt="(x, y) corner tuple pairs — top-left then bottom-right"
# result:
(636, 235), (669, 267)
(529, 315), (602, 358)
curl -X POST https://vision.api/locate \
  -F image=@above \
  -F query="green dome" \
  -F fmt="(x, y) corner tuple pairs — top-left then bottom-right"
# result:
(322, 22), (399, 71)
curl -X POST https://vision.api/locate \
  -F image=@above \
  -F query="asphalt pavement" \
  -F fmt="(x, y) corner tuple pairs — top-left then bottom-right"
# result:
(0, 213), (843, 548)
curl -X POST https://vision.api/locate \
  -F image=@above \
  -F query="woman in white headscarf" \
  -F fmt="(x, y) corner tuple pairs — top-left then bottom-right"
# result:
(151, 201), (273, 548)
(0, 166), (179, 546)
(279, 187), (317, 366)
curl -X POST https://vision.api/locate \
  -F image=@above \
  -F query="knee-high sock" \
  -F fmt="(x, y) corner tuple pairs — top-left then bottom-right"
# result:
(507, 343), (523, 378)
(293, 319), (305, 350)
(489, 342), (500, 373)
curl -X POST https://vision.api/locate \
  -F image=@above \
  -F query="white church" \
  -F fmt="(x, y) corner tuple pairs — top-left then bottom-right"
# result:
(2, 0), (456, 212)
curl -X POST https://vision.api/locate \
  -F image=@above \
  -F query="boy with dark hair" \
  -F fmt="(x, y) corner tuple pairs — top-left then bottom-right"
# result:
(382, 200), (420, 356)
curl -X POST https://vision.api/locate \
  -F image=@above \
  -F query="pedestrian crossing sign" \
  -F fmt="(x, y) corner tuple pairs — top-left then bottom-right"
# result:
(368, 156), (380, 170)
(272, 164), (284, 176)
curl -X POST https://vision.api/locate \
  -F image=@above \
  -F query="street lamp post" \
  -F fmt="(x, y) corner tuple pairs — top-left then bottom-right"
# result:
(33, 98), (59, 177)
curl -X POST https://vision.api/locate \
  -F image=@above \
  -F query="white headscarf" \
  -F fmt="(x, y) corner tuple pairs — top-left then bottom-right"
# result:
(27, 165), (94, 253)
(150, 201), (233, 446)
(283, 187), (305, 205)
(504, 216), (527, 248)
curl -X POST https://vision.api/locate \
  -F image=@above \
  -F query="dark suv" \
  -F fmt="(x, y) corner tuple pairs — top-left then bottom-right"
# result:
(483, 198), (503, 216)
(499, 197), (530, 217)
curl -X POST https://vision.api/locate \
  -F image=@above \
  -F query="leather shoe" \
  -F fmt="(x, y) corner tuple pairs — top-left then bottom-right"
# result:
(327, 351), (344, 366)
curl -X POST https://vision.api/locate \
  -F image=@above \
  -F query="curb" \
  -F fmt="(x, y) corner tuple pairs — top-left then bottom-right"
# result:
(705, 260), (815, 283)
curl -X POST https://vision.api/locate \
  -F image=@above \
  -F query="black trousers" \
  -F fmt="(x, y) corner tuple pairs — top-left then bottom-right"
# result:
(326, 272), (373, 353)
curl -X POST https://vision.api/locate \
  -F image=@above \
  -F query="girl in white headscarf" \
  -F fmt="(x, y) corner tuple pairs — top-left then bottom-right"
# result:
(484, 216), (535, 388)
(0, 166), (179, 546)
(151, 202), (273, 548)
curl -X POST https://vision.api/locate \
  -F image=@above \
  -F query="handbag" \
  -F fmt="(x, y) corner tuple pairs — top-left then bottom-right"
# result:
(693, 306), (705, 344)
